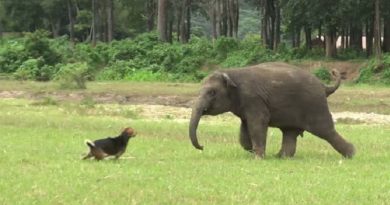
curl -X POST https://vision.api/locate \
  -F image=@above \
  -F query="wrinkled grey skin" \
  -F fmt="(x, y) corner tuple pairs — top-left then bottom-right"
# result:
(189, 62), (355, 158)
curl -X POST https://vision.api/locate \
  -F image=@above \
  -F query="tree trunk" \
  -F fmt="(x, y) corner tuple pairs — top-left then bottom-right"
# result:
(366, 18), (374, 57)
(67, 0), (75, 44)
(49, 19), (61, 38)
(350, 23), (362, 50)
(211, 3), (217, 40)
(186, 0), (191, 41)
(215, 0), (222, 37)
(100, 0), (107, 42)
(273, 0), (280, 50)
(176, 4), (182, 42)
(221, 0), (228, 37)
(157, 0), (168, 42)
(167, 14), (173, 43)
(325, 29), (337, 58)
(146, 0), (157, 31)
(261, 0), (269, 48)
(383, 20), (390, 52)
(179, 0), (191, 43)
(345, 27), (351, 48)
(106, 0), (114, 42)
(340, 28), (345, 49)
(0, 20), (2, 38)
(228, 0), (239, 38)
(292, 27), (301, 48)
(92, 0), (97, 46)
(373, 0), (382, 59)
(304, 25), (312, 49)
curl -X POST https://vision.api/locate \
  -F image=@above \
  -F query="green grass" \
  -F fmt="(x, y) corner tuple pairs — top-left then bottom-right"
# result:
(0, 99), (389, 204)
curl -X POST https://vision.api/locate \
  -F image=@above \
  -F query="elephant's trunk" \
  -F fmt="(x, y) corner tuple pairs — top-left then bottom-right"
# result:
(189, 104), (204, 150)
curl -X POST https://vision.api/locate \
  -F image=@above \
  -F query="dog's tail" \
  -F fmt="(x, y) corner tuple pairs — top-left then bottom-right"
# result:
(85, 140), (95, 149)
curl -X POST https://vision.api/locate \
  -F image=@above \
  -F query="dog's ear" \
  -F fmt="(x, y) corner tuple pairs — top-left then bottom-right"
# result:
(123, 127), (135, 136)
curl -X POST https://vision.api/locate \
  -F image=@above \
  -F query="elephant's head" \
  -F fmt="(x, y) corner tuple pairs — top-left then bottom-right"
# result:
(189, 72), (237, 150)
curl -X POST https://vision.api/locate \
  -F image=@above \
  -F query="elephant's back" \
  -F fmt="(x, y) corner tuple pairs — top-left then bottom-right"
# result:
(228, 62), (320, 88)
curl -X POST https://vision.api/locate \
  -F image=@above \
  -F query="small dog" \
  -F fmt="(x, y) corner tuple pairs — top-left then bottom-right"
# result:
(82, 127), (136, 160)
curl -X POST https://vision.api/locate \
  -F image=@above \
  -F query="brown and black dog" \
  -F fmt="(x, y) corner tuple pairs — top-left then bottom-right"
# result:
(82, 127), (136, 160)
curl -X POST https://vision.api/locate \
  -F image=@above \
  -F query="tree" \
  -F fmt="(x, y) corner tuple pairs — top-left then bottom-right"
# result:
(261, 0), (281, 49)
(1, 0), (44, 32)
(146, 0), (157, 31)
(157, 0), (168, 42)
(382, 0), (390, 52)
(177, 0), (192, 43)
(0, 20), (2, 38)
(40, 0), (67, 37)
(106, 0), (114, 42)
(373, 0), (381, 59)
(384, 20), (390, 53)
(92, 0), (98, 46)
(67, 0), (75, 43)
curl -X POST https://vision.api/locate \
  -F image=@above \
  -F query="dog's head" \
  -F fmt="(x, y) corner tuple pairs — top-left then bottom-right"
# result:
(122, 127), (136, 138)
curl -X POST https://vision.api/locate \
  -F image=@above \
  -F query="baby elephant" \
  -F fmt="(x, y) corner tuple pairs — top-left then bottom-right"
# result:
(82, 127), (136, 160)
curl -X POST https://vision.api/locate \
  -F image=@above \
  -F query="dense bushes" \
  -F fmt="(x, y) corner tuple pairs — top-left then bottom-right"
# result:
(0, 30), (61, 81)
(1, 30), (385, 85)
(313, 66), (332, 83)
(357, 54), (390, 85)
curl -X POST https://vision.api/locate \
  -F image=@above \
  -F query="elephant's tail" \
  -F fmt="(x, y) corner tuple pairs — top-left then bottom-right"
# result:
(325, 69), (341, 97)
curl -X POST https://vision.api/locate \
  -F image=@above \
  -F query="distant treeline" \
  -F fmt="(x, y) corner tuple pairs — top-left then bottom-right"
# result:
(0, 0), (389, 58)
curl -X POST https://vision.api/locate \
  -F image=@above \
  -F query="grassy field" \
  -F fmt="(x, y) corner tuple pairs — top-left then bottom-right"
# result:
(0, 96), (389, 204)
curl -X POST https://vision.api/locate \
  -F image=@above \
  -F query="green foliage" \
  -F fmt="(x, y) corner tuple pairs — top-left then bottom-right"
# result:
(313, 66), (332, 83)
(222, 35), (274, 67)
(337, 48), (366, 60)
(214, 37), (239, 60)
(0, 30), (381, 84)
(13, 57), (55, 81)
(23, 30), (61, 65)
(0, 39), (27, 73)
(357, 54), (390, 85)
(55, 62), (90, 89)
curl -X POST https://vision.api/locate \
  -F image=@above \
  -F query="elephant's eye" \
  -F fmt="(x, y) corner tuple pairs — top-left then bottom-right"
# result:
(208, 90), (216, 96)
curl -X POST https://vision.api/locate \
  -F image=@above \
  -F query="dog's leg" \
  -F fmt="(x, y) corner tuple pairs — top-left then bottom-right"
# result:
(114, 150), (125, 159)
(91, 148), (108, 160)
(82, 152), (93, 160)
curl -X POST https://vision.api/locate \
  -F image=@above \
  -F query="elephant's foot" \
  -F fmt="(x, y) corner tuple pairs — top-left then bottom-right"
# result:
(342, 143), (355, 158)
(322, 131), (356, 158)
(329, 137), (356, 158)
(276, 149), (296, 158)
(253, 146), (265, 158)
(277, 129), (299, 158)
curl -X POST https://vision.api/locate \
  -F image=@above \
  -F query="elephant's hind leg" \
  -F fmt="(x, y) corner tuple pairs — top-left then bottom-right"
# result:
(276, 128), (301, 158)
(309, 126), (355, 158)
(324, 131), (355, 158)
(239, 119), (253, 152)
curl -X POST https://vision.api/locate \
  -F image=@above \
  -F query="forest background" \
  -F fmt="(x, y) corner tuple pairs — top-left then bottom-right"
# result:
(0, 0), (390, 86)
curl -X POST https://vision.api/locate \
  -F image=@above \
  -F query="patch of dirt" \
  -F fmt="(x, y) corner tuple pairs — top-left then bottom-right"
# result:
(298, 61), (363, 81)
(0, 90), (195, 108)
(332, 112), (390, 124)
(1, 90), (390, 124)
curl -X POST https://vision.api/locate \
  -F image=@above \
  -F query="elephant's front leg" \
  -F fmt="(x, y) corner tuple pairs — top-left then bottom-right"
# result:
(246, 116), (269, 158)
(239, 119), (253, 152)
(277, 129), (301, 158)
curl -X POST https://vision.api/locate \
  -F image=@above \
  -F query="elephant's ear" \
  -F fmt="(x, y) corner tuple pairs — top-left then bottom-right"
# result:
(222, 73), (237, 88)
